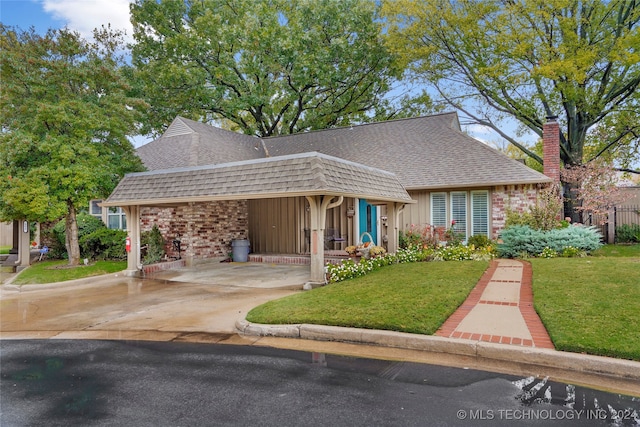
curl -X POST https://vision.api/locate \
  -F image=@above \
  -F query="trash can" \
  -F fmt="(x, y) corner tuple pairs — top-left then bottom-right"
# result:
(231, 239), (250, 262)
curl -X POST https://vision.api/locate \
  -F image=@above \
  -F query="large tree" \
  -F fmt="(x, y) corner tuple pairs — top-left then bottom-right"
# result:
(382, 0), (640, 215)
(129, 0), (406, 137)
(0, 25), (146, 265)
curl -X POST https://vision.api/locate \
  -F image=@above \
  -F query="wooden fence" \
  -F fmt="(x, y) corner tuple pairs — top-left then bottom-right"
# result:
(587, 205), (640, 242)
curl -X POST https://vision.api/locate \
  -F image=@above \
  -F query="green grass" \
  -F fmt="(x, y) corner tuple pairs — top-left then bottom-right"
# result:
(0, 246), (10, 255)
(12, 260), (127, 285)
(247, 261), (488, 335)
(591, 243), (640, 258)
(530, 245), (640, 361)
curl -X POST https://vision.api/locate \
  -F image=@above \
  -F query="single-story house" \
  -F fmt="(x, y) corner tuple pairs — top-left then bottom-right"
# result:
(102, 112), (556, 282)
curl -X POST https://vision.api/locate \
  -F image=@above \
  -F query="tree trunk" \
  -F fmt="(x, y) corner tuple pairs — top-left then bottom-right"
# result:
(65, 202), (81, 266)
(562, 180), (583, 224)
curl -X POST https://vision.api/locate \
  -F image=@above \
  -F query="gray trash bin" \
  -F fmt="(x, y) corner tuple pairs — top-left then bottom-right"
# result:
(231, 239), (250, 262)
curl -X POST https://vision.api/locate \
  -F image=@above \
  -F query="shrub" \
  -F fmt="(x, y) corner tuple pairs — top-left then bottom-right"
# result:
(141, 225), (165, 264)
(467, 234), (492, 248)
(505, 186), (563, 231)
(498, 225), (602, 258)
(80, 228), (127, 260)
(399, 224), (445, 249)
(615, 224), (640, 244)
(51, 213), (106, 258)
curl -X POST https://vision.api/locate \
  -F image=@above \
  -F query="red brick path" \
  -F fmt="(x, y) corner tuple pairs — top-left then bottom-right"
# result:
(435, 260), (555, 349)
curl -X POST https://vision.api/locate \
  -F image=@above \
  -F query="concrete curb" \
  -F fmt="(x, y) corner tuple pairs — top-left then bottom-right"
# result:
(235, 319), (640, 385)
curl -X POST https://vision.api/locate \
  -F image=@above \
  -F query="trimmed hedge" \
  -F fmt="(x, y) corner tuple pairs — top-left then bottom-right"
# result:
(498, 225), (602, 258)
(80, 228), (127, 260)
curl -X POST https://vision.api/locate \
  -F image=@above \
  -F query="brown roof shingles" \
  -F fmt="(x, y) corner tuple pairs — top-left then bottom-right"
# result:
(104, 152), (413, 206)
(133, 112), (551, 195)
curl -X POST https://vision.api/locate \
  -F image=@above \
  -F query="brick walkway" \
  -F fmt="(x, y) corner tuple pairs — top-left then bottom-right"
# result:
(436, 259), (555, 349)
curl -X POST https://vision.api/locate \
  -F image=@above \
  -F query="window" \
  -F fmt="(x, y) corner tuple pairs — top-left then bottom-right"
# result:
(107, 207), (126, 230)
(428, 190), (491, 241)
(430, 193), (447, 228)
(90, 199), (102, 216)
(471, 191), (489, 236)
(450, 192), (468, 242)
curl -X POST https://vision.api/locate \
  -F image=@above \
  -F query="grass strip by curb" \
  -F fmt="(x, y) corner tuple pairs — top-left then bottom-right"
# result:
(11, 260), (127, 285)
(247, 261), (488, 335)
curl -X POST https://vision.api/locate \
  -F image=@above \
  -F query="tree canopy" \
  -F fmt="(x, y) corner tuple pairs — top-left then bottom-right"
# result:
(382, 0), (640, 173)
(129, 0), (408, 137)
(0, 25), (146, 265)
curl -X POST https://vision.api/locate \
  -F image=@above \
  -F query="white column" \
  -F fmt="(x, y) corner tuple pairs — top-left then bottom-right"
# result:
(123, 205), (141, 276)
(16, 219), (31, 271)
(306, 195), (343, 283)
(386, 202), (405, 254)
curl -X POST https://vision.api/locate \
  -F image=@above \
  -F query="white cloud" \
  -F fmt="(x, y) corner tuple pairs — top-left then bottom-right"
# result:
(42, 0), (134, 42)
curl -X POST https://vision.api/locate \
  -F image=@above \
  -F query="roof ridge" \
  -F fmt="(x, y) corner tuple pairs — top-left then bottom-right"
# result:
(264, 111), (459, 141)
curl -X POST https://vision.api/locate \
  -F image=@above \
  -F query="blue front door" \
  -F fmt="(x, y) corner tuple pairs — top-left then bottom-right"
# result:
(358, 199), (377, 245)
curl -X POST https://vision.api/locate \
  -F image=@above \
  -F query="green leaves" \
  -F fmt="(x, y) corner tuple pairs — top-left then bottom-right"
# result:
(0, 25), (145, 263)
(130, 0), (400, 136)
(382, 0), (640, 170)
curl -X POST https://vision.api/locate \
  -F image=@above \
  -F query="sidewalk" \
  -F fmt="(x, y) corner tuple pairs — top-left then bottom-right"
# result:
(435, 259), (554, 349)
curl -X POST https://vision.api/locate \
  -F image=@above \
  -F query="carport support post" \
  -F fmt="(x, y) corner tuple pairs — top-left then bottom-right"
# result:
(16, 219), (31, 272)
(122, 205), (141, 276)
(385, 202), (403, 254)
(306, 195), (343, 283)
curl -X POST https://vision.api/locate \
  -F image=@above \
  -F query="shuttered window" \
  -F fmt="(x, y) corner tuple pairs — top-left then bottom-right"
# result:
(430, 193), (447, 228)
(471, 191), (489, 236)
(450, 192), (467, 241)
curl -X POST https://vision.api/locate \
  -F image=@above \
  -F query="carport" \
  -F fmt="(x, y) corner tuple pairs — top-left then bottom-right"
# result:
(102, 152), (414, 283)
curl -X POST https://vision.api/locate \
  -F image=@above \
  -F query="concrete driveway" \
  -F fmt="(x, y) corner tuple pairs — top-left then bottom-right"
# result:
(0, 262), (306, 339)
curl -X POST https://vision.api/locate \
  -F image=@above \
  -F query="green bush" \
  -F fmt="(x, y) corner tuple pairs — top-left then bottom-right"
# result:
(141, 224), (165, 264)
(80, 228), (127, 260)
(615, 224), (640, 243)
(467, 234), (492, 248)
(51, 213), (106, 258)
(498, 225), (602, 258)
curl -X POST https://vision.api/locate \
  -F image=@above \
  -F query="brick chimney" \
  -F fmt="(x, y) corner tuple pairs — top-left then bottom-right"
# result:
(543, 116), (561, 183)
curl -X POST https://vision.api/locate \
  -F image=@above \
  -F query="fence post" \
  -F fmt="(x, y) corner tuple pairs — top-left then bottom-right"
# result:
(607, 207), (616, 244)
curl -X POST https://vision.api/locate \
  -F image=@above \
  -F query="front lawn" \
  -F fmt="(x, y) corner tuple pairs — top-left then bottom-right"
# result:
(531, 244), (640, 361)
(12, 260), (127, 285)
(247, 261), (488, 335)
(0, 245), (10, 255)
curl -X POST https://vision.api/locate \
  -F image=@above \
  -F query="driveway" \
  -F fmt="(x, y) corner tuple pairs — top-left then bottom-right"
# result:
(0, 262), (305, 339)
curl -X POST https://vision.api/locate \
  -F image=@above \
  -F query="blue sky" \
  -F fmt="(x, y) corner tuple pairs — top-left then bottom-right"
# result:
(0, 0), (134, 41)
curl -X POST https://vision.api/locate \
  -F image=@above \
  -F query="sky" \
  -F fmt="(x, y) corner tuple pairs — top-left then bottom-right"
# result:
(0, 0), (134, 41)
(0, 0), (524, 149)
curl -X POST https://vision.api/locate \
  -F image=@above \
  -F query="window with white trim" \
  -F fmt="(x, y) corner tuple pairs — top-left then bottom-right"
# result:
(450, 192), (468, 242)
(430, 193), (447, 228)
(471, 191), (489, 236)
(428, 190), (491, 242)
(107, 207), (126, 230)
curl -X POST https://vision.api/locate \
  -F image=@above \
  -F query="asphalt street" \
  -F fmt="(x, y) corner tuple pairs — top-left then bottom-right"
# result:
(1, 340), (639, 426)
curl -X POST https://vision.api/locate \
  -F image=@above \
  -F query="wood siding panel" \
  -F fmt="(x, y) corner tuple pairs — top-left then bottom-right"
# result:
(248, 196), (357, 254)
(400, 191), (430, 229)
(248, 197), (304, 254)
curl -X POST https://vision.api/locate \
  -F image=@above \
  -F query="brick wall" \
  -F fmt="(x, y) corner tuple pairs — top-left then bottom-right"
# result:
(140, 200), (248, 261)
(543, 117), (561, 183)
(491, 184), (539, 237)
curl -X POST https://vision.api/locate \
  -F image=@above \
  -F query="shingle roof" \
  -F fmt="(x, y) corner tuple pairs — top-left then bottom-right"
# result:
(262, 112), (551, 189)
(136, 117), (264, 170)
(103, 152), (413, 207)
(136, 112), (551, 190)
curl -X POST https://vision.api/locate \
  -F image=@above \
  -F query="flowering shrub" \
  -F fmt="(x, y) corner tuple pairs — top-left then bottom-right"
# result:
(326, 243), (495, 283)
(560, 246), (586, 258)
(538, 246), (557, 258)
(399, 224), (445, 249)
